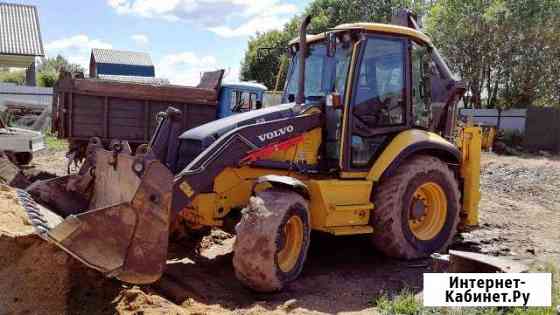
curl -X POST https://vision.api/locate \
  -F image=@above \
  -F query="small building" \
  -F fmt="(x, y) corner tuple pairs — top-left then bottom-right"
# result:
(89, 48), (155, 79)
(0, 2), (45, 86)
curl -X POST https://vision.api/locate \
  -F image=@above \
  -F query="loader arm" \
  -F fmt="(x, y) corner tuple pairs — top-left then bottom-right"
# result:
(17, 105), (321, 285)
(18, 111), (178, 284)
(171, 111), (322, 214)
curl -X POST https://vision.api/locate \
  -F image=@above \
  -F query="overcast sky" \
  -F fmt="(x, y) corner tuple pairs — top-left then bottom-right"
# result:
(16, 0), (310, 85)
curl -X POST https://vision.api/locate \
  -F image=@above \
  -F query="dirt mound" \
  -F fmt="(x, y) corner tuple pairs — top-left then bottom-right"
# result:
(0, 184), (71, 314)
(114, 288), (187, 315)
(0, 185), (34, 236)
(0, 184), (183, 315)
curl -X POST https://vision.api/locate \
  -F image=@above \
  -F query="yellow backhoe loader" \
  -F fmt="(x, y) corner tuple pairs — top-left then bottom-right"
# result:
(17, 9), (481, 292)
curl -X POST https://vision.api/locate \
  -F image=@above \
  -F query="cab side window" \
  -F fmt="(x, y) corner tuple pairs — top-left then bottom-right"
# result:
(411, 42), (431, 128)
(352, 37), (406, 128)
(350, 36), (406, 169)
(230, 91), (257, 112)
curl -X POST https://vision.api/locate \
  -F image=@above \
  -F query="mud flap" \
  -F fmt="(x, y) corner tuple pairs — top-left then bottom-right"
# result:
(17, 150), (174, 284)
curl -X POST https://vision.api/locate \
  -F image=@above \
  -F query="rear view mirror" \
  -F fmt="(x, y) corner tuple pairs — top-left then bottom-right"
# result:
(326, 92), (343, 109)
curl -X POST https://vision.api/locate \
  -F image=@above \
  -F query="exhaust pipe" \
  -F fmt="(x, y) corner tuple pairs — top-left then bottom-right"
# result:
(295, 15), (312, 105)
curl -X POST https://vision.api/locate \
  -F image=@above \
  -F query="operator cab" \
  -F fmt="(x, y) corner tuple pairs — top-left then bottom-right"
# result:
(282, 23), (464, 173)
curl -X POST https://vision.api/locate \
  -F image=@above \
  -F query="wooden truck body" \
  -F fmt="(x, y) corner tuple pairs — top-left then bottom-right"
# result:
(51, 71), (266, 157)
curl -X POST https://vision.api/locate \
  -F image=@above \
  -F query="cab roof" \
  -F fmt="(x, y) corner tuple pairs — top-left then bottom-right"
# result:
(222, 82), (267, 91)
(289, 22), (432, 46)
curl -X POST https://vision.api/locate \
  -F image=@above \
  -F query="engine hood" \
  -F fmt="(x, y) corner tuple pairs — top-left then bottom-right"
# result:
(179, 103), (298, 146)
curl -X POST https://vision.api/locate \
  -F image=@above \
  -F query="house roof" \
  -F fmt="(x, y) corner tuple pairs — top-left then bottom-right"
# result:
(0, 3), (44, 56)
(91, 48), (153, 66)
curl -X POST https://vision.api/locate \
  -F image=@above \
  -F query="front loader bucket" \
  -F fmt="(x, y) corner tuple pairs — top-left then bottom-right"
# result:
(17, 149), (174, 284)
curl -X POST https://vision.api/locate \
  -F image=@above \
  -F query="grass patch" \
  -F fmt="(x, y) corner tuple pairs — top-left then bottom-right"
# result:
(372, 262), (559, 315)
(45, 134), (68, 152)
(373, 289), (422, 315)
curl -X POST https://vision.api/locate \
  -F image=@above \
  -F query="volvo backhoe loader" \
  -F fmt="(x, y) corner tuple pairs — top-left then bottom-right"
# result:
(16, 9), (481, 292)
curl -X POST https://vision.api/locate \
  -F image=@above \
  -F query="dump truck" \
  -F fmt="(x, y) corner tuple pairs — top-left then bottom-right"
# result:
(16, 9), (481, 292)
(52, 70), (267, 162)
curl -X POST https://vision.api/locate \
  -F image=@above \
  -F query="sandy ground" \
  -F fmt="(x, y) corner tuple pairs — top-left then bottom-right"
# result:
(0, 183), (127, 315)
(31, 149), (68, 177)
(458, 153), (560, 263)
(2, 149), (558, 314)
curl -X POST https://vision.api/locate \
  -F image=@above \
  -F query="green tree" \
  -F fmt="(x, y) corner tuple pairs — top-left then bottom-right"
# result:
(242, 0), (560, 108)
(241, 0), (434, 90)
(0, 70), (25, 85)
(426, 0), (560, 108)
(426, 1), (500, 108)
(240, 30), (293, 90)
(37, 55), (84, 87)
(500, 0), (560, 108)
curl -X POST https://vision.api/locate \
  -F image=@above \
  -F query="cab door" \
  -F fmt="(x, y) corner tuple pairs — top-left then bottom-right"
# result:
(341, 34), (412, 172)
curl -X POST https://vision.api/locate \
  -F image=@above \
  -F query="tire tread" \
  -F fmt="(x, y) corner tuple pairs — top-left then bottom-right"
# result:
(371, 155), (460, 259)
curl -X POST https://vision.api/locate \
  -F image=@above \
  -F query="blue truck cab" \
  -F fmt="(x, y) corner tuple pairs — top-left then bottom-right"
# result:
(217, 82), (268, 118)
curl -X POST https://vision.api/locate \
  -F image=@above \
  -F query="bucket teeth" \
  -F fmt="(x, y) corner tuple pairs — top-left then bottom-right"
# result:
(16, 189), (51, 238)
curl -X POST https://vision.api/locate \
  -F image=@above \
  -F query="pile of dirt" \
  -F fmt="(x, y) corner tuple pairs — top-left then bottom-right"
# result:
(114, 288), (187, 315)
(0, 184), (182, 315)
(0, 184), (72, 314)
(0, 185), (34, 236)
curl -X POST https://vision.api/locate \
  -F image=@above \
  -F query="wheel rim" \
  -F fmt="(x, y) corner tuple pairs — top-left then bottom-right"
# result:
(277, 215), (304, 273)
(408, 181), (447, 241)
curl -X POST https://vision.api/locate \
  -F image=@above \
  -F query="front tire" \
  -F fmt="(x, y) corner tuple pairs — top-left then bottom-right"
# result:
(371, 155), (460, 259)
(233, 188), (310, 292)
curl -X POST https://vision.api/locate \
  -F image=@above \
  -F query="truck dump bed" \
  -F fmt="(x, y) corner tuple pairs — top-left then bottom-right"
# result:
(52, 71), (224, 149)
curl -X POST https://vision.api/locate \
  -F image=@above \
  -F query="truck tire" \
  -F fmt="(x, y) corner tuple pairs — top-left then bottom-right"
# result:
(371, 155), (460, 259)
(13, 152), (33, 166)
(233, 188), (310, 292)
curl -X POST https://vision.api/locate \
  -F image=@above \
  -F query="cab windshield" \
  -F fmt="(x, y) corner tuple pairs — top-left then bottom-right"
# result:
(285, 40), (352, 102)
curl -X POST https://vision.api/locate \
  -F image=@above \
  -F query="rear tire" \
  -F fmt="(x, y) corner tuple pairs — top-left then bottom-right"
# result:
(371, 155), (460, 259)
(233, 188), (310, 292)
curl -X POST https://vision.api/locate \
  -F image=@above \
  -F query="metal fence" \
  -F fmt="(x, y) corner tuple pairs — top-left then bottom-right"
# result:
(459, 107), (560, 153)
(0, 82), (53, 111)
(458, 108), (527, 133)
